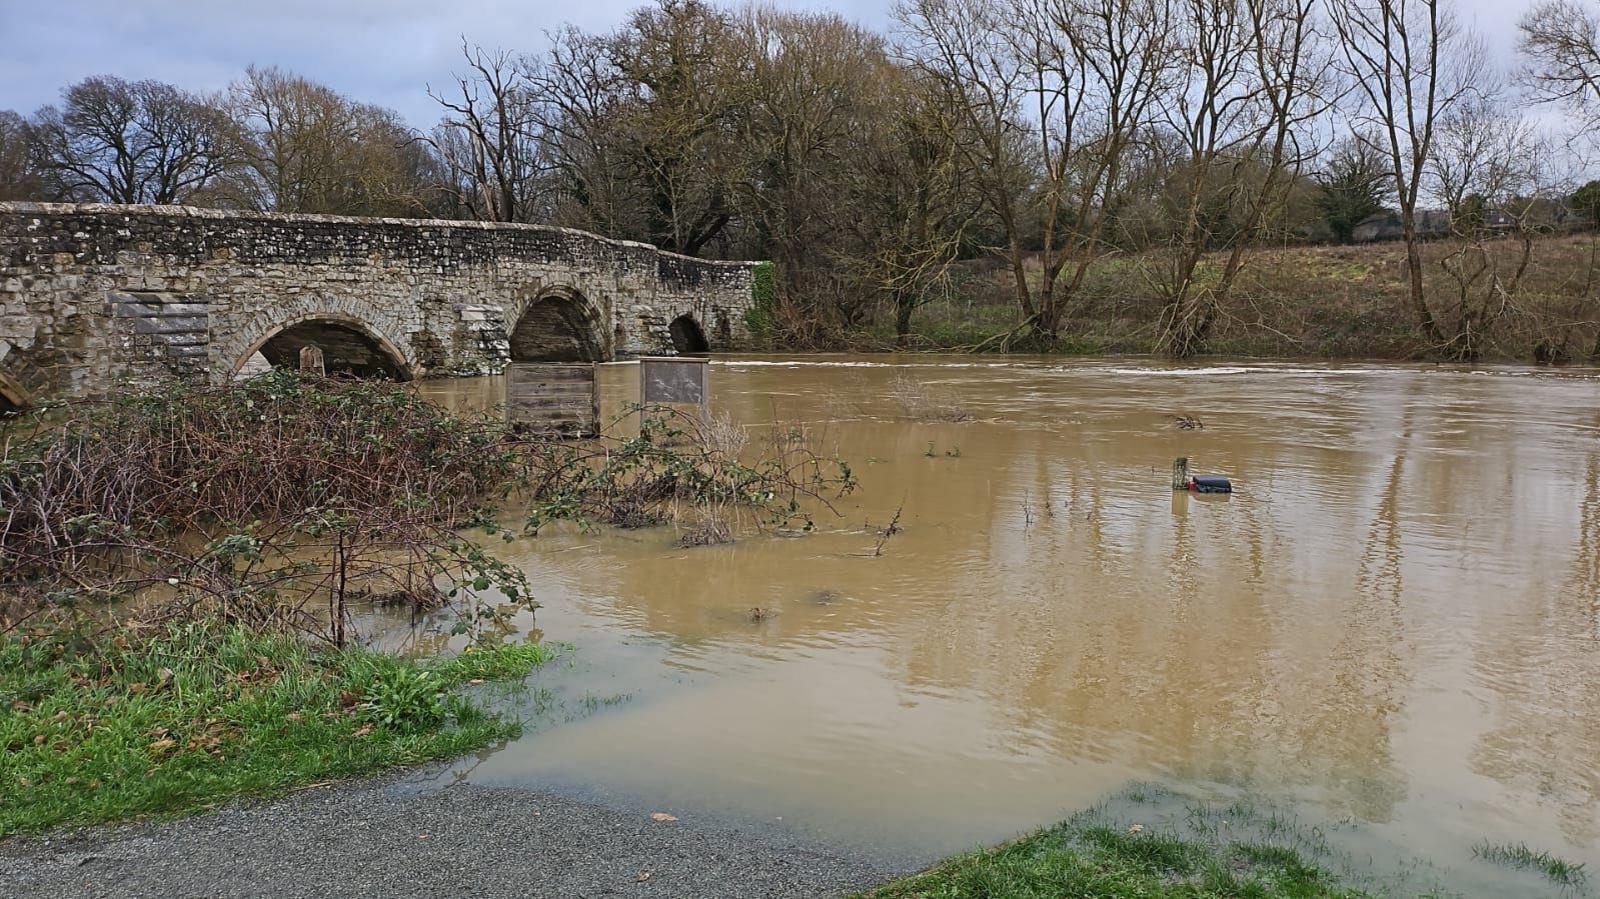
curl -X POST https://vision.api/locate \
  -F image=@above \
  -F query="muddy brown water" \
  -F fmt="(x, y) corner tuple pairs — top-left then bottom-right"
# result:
(406, 355), (1600, 878)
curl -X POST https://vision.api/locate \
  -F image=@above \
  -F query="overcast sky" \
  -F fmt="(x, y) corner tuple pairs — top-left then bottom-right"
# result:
(0, 0), (1539, 131)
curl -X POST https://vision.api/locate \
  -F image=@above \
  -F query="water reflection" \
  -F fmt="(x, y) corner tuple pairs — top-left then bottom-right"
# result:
(410, 357), (1600, 864)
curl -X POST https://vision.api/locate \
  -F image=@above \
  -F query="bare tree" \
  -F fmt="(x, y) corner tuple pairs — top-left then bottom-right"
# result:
(902, 0), (1179, 345)
(1428, 92), (1528, 222)
(735, 7), (890, 339)
(530, 1), (748, 255)
(0, 111), (45, 201)
(424, 42), (545, 223)
(1023, 0), (1181, 343)
(837, 70), (985, 342)
(607, 0), (745, 254)
(1201, 0), (1331, 322)
(230, 67), (350, 212)
(1328, 0), (1485, 346)
(898, 0), (1039, 339)
(1151, 0), (1326, 355)
(29, 76), (242, 205)
(1427, 97), (1551, 359)
(228, 67), (438, 216)
(528, 27), (633, 239)
(1519, 0), (1600, 123)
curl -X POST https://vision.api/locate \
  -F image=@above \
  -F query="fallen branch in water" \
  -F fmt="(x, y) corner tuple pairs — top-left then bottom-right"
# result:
(873, 500), (905, 557)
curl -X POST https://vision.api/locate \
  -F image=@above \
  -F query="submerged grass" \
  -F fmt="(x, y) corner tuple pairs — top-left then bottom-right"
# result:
(862, 785), (1389, 898)
(0, 621), (556, 836)
(865, 785), (1600, 897)
(1473, 840), (1589, 888)
(864, 830), (1365, 898)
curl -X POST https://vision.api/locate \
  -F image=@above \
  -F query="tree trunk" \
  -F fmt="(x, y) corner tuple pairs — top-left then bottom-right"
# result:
(1402, 232), (1441, 345)
(1006, 238), (1037, 326)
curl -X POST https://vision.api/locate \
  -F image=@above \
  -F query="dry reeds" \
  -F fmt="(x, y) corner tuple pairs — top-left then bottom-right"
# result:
(522, 405), (855, 538)
(888, 373), (973, 422)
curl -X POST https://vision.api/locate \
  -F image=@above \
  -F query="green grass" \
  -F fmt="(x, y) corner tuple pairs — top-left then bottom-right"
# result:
(0, 622), (557, 835)
(1473, 840), (1589, 888)
(860, 786), (1381, 898)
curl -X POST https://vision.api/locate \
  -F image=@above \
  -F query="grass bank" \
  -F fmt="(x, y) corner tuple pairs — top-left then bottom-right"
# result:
(0, 620), (556, 836)
(884, 234), (1600, 362)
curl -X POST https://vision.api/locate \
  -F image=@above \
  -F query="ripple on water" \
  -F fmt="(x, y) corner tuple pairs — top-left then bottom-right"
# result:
(406, 357), (1600, 870)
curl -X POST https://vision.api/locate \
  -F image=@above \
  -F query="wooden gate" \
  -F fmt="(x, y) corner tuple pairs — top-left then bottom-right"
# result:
(506, 362), (598, 436)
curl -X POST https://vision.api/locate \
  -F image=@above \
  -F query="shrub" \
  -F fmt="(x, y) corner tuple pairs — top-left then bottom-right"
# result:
(744, 261), (777, 343)
(0, 372), (529, 645)
(521, 406), (855, 537)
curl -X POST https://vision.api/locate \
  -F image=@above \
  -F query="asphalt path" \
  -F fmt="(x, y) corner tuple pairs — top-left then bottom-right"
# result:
(0, 772), (908, 898)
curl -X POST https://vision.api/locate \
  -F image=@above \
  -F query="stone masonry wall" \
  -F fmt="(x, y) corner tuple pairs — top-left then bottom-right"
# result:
(0, 202), (757, 402)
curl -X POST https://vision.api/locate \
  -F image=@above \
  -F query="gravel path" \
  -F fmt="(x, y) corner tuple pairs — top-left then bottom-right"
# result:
(0, 772), (906, 898)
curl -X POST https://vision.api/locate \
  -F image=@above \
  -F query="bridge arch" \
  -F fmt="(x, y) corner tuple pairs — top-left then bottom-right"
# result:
(668, 314), (709, 354)
(509, 286), (609, 362)
(230, 312), (414, 381)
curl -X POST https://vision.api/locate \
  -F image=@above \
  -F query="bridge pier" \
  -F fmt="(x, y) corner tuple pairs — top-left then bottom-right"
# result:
(0, 203), (758, 404)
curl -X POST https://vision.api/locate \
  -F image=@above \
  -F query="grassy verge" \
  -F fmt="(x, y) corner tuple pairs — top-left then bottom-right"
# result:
(0, 621), (555, 836)
(861, 786), (1396, 898)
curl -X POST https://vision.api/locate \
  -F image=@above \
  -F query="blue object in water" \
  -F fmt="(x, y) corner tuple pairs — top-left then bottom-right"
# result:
(1188, 475), (1233, 494)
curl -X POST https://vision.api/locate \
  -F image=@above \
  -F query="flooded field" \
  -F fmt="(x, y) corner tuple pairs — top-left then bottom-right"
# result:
(412, 356), (1600, 882)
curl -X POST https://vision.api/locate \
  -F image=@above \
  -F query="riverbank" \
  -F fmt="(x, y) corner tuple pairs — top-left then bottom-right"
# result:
(0, 769), (897, 898)
(872, 234), (1600, 362)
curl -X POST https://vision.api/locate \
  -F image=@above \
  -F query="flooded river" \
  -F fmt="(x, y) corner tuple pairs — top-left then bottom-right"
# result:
(411, 356), (1600, 879)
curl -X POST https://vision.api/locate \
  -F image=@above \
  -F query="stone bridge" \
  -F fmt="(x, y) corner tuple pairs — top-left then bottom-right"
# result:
(0, 202), (759, 411)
